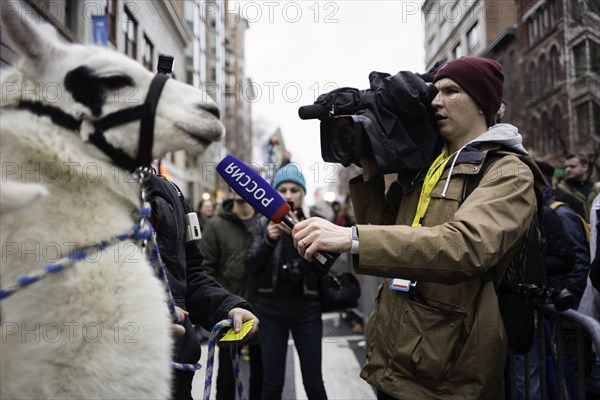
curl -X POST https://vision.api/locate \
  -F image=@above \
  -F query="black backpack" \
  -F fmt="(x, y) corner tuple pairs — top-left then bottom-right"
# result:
(464, 153), (545, 354)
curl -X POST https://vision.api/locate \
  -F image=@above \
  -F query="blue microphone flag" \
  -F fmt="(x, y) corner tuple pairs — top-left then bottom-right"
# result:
(216, 155), (290, 223)
(216, 155), (339, 272)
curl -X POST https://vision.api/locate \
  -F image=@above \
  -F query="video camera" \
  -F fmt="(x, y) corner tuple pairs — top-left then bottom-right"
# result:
(504, 282), (575, 312)
(298, 65), (445, 182)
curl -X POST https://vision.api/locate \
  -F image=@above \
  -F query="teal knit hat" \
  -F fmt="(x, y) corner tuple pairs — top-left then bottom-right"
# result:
(272, 164), (306, 194)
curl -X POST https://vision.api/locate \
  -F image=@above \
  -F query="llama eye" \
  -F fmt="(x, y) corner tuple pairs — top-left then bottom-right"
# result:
(65, 67), (135, 116)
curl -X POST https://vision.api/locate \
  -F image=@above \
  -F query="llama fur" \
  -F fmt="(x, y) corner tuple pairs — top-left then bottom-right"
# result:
(0, 5), (224, 399)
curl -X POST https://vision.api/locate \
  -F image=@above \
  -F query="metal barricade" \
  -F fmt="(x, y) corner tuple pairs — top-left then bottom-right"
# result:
(504, 306), (600, 400)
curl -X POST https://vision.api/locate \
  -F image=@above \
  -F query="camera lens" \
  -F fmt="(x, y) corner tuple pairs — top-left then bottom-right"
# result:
(330, 121), (358, 163)
(553, 290), (575, 312)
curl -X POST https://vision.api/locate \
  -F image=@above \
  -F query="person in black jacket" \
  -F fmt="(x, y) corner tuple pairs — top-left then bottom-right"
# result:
(201, 190), (263, 400)
(246, 164), (327, 400)
(144, 171), (258, 400)
(537, 161), (590, 305)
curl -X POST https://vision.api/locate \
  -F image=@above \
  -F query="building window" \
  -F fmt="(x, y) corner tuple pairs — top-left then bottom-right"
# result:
(527, 19), (535, 46)
(592, 41), (600, 74)
(538, 10), (545, 37)
(549, 0), (557, 25)
(427, 35), (437, 58)
(573, 39), (600, 79)
(142, 35), (153, 71)
(530, 117), (539, 150)
(595, 102), (600, 137)
(576, 102), (591, 138)
(528, 62), (537, 99)
(540, 54), (549, 91)
(64, 1), (76, 31)
(440, 20), (449, 42)
(550, 47), (560, 87)
(573, 41), (586, 78)
(576, 101), (600, 138)
(551, 106), (562, 152)
(453, 43), (463, 59)
(467, 22), (480, 52)
(123, 6), (137, 59)
(571, 0), (585, 19)
(106, 0), (117, 45)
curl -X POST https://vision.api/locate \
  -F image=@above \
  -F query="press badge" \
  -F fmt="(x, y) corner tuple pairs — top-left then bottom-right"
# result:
(390, 279), (417, 292)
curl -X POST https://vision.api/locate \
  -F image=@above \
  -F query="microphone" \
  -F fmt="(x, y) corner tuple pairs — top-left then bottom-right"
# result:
(298, 104), (330, 120)
(216, 155), (338, 272)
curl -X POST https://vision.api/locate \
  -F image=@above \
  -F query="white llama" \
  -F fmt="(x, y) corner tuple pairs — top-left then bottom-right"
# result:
(0, 6), (223, 400)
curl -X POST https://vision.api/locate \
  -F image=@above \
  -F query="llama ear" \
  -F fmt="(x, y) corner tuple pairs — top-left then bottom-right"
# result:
(1, 1), (61, 63)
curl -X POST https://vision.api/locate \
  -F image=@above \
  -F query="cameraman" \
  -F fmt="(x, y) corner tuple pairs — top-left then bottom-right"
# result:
(292, 56), (546, 399)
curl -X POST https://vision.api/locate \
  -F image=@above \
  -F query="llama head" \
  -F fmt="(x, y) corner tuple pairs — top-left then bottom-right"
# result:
(1, 3), (224, 166)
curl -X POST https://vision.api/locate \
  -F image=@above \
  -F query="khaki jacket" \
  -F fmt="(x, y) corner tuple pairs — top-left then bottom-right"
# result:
(350, 143), (545, 399)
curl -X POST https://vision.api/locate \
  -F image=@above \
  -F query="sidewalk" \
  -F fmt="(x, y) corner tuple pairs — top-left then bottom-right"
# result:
(192, 312), (375, 400)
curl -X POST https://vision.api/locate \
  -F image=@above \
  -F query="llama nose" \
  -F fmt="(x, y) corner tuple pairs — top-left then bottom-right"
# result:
(198, 103), (220, 120)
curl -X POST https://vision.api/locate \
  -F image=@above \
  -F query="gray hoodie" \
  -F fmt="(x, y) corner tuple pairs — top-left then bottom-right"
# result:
(440, 123), (531, 197)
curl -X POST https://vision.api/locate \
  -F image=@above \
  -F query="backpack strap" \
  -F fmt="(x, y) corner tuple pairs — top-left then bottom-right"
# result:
(549, 200), (567, 210)
(462, 152), (543, 287)
(462, 152), (505, 200)
(462, 152), (505, 286)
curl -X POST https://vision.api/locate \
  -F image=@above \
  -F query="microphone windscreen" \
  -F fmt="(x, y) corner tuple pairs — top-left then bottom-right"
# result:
(216, 155), (290, 223)
(298, 104), (329, 120)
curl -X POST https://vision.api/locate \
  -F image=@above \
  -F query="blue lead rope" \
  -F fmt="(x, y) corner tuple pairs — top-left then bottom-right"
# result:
(199, 319), (246, 400)
(171, 319), (246, 400)
(0, 207), (246, 399)
(0, 209), (153, 301)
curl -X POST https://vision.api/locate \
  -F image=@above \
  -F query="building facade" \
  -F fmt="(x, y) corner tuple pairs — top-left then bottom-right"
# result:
(515, 0), (599, 170)
(181, 0), (253, 207)
(423, 0), (517, 70)
(422, 0), (600, 176)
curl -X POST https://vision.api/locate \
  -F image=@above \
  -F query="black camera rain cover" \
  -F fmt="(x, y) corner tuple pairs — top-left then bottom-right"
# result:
(314, 70), (443, 184)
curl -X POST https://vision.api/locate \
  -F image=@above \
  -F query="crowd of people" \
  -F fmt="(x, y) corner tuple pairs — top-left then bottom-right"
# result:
(148, 56), (598, 400)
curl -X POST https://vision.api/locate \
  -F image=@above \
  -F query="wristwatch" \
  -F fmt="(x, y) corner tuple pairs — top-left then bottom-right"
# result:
(350, 225), (359, 254)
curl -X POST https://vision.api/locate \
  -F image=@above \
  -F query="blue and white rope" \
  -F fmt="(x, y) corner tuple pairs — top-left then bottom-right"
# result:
(1, 206), (246, 399)
(0, 209), (152, 301)
(141, 217), (180, 324)
(200, 319), (246, 400)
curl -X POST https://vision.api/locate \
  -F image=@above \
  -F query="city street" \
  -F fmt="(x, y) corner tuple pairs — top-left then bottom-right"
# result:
(192, 313), (376, 400)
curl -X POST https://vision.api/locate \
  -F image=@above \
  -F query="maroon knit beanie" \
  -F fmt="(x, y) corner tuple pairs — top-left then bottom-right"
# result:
(434, 56), (504, 126)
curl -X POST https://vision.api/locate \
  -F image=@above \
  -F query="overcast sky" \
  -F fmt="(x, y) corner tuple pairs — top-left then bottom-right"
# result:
(243, 1), (426, 202)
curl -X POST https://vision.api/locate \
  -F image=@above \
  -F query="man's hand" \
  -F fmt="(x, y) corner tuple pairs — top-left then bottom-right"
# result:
(292, 217), (352, 262)
(171, 306), (189, 337)
(228, 307), (259, 339)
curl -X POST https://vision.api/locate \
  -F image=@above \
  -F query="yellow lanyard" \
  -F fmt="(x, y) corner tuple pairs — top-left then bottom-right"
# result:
(411, 148), (456, 227)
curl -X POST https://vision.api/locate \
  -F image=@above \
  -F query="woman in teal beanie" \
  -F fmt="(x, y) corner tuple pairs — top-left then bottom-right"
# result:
(246, 163), (328, 400)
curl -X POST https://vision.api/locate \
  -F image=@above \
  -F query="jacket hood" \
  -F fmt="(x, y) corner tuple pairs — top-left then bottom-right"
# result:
(439, 123), (546, 197)
(474, 123), (546, 194)
(468, 123), (527, 155)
